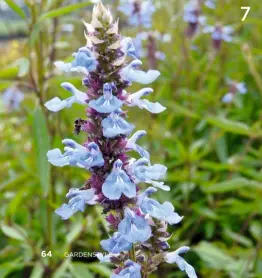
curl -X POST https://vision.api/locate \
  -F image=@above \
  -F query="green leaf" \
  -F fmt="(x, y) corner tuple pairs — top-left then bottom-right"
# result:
(204, 178), (262, 193)
(249, 221), (262, 241)
(28, 23), (43, 46)
(4, 0), (26, 19)
(224, 229), (253, 247)
(206, 116), (251, 136)
(194, 241), (242, 272)
(1, 223), (27, 241)
(65, 222), (83, 246)
(165, 102), (200, 119)
(53, 258), (71, 278)
(215, 135), (228, 163)
(70, 262), (94, 278)
(0, 260), (24, 278)
(0, 67), (18, 79)
(32, 107), (50, 195)
(39, 2), (91, 21)
(30, 262), (44, 278)
(0, 262), (15, 278)
(87, 263), (111, 277)
(7, 188), (27, 217)
(0, 174), (29, 191)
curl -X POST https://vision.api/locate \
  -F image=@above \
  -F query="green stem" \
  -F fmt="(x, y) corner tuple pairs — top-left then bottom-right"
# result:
(129, 245), (136, 262)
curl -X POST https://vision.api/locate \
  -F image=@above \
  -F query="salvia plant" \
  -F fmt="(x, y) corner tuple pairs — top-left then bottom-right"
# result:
(45, 2), (197, 278)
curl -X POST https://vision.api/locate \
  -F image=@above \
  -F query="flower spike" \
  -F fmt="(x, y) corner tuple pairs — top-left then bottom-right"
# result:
(46, 2), (197, 277)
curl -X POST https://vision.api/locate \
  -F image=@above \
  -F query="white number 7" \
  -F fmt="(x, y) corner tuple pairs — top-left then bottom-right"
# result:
(241, 7), (250, 21)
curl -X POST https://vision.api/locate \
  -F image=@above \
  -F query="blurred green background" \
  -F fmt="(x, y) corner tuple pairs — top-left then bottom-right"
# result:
(0, 0), (262, 277)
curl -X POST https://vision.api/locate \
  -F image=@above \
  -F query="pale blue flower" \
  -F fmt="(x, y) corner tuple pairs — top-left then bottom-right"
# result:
(132, 33), (147, 58)
(102, 159), (136, 200)
(111, 260), (141, 278)
(132, 158), (167, 180)
(235, 82), (247, 94)
(96, 253), (114, 263)
(102, 109), (135, 138)
(165, 247), (197, 278)
(2, 87), (24, 110)
(45, 82), (88, 112)
(126, 130), (150, 159)
(118, 0), (155, 28)
(137, 187), (183, 224)
(54, 47), (97, 74)
(155, 51), (166, 61)
(130, 158), (170, 191)
(47, 139), (104, 169)
(183, 0), (200, 24)
(118, 208), (151, 243)
(205, 0), (216, 9)
(222, 93), (234, 103)
(137, 187), (164, 217)
(121, 37), (137, 58)
(125, 88), (166, 114)
(101, 232), (132, 253)
(161, 202), (183, 225)
(55, 188), (96, 220)
(89, 83), (123, 113)
(133, 32), (166, 60)
(203, 25), (234, 42)
(121, 60), (160, 85)
(222, 81), (247, 103)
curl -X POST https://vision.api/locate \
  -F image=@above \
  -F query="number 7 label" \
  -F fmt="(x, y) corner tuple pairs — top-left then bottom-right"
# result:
(241, 7), (250, 21)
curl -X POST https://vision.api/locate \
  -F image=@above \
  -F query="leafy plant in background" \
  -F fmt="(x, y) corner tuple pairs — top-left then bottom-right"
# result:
(1, 1), (115, 277)
(45, 2), (197, 277)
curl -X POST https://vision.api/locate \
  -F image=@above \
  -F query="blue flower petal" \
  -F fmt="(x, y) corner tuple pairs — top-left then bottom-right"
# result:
(133, 158), (167, 181)
(162, 202), (183, 225)
(47, 139), (104, 169)
(137, 187), (182, 224)
(137, 187), (165, 219)
(121, 37), (137, 58)
(165, 247), (197, 278)
(126, 130), (150, 159)
(102, 160), (136, 200)
(45, 82), (88, 112)
(102, 110), (135, 138)
(47, 148), (70, 167)
(45, 97), (75, 112)
(55, 188), (96, 220)
(55, 204), (77, 220)
(118, 208), (151, 243)
(126, 87), (166, 114)
(150, 181), (170, 191)
(222, 93), (233, 103)
(118, 0), (155, 28)
(236, 82), (247, 94)
(121, 60), (160, 84)
(2, 87), (24, 110)
(89, 83), (123, 113)
(111, 260), (142, 278)
(101, 232), (132, 253)
(96, 253), (113, 263)
(54, 47), (97, 74)
(130, 158), (169, 190)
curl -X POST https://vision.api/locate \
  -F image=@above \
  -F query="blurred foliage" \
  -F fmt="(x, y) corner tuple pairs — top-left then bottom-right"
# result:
(0, 0), (262, 278)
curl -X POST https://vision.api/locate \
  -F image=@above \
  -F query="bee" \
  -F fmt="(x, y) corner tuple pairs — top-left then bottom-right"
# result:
(73, 118), (87, 135)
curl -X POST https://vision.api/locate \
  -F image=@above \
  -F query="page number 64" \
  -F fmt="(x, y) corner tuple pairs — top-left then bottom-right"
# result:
(241, 7), (250, 21)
